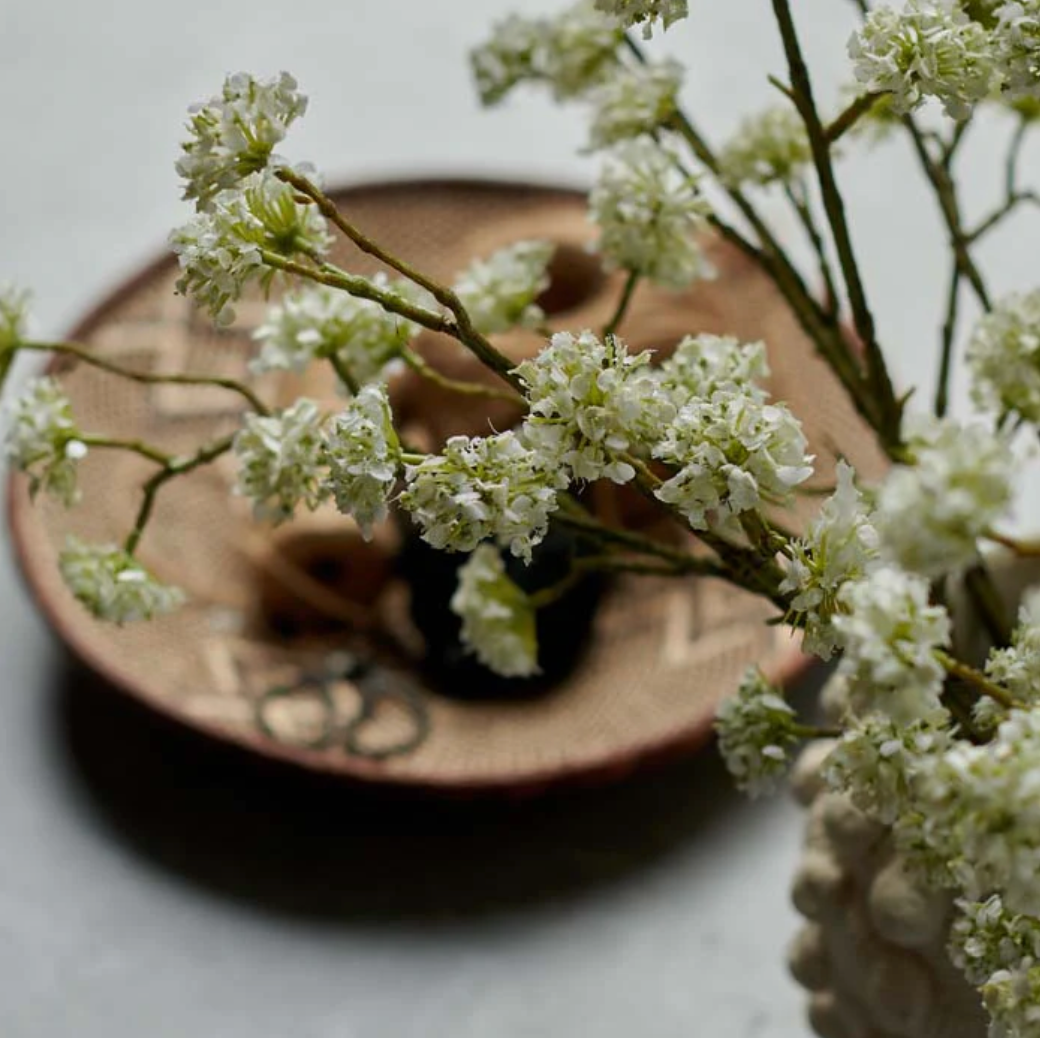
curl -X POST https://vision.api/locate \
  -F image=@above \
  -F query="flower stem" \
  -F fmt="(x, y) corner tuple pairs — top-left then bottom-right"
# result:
(274, 169), (523, 391)
(78, 434), (173, 467)
(18, 341), (269, 414)
(934, 260), (961, 418)
(400, 347), (525, 403)
(327, 353), (361, 397)
(824, 91), (882, 144)
(771, 0), (903, 447)
(602, 271), (639, 337)
(935, 649), (1018, 709)
(124, 433), (235, 555)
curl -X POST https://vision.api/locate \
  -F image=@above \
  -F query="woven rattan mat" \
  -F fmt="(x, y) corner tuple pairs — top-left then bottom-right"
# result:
(8, 180), (885, 793)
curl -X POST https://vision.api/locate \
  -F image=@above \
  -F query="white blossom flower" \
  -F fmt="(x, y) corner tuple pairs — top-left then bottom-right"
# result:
(656, 334), (770, 406)
(914, 707), (1040, 914)
(967, 289), (1040, 423)
(252, 278), (426, 386)
(781, 461), (881, 659)
(398, 430), (566, 563)
(950, 894), (1040, 986)
(59, 537), (185, 624)
(715, 667), (801, 797)
(176, 72), (308, 212)
(453, 240), (554, 335)
(652, 388), (814, 535)
(593, 0), (689, 38)
(0, 284), (31, 354)
(470, 2), (622, 106)
(993, 0), (1040, 103)
(588, 136), (714, 288)
(833, 566), (951, 722)
(470, 15), (546, 106)
(170, 169), (332, 326)
(233, 398), (328, 523)
(585, 60), (683, 151)
(323, 385), (400, 540)
(982, 961), (1040, 1038)
(516, 329), (675, 483)
(986, 588), (1040, 704)
(539, 1), (626, 100)
(450, 544), (540, 678)
(4, 376), (88, 506)
(823, 709), (952, 824)
(718, 105), (813, 187)
(849, 1), (997, 119)
(874, 416), (1016, 577)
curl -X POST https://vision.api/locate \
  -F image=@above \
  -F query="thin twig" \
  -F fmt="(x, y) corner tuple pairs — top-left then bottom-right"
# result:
(19, 341), (269, 415)
(400, 348), (525, 403)
(935, 261), (961, 418)
(603, 271), (639, 337)
(771, 0), (903, 445)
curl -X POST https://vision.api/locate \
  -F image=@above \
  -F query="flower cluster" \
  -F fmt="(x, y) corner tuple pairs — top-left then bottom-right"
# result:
(58, 537), (185, 624)
(593, 0), (689, 38)
(0, 284), (31, 354)
(452, 240), (554, 335)
(849, 1), (996, 119)
(232, 398), (328, 523)
(4, 377), (88, 506)
(471, 1), (622, 106)
(715, 668), (801, 797)
(450, 545), (540, 678)
(589, 136), (714, 288)
(653, 390), (814, 535)
(170, 169), (331, 325)
(915, 708), (1040, 915)
(994, 0), (1040, 102)
(516, 329), (673, 483)
(967, 289), (1040, 423)
(982, 962), (1040, 1038)
(251, 277), (424, 386)
(323, 385), (400, 540)
(718, 105), (813, 187)
(585, 60), (683, 151)
(873, 416), (1016, 577)
(950, 895), (1040, 986)
(176, 72), (307, 212)
(398, 431), (565, 562)
(833, 566), (951, 722)
(822, 707), (952, 824)
(657, 334), (771, 404)
(781, 461), (880, 659)
(986, 590), (1040, 706)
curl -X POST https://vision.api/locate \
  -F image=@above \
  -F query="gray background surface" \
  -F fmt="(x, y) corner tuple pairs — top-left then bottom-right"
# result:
(0, 2), (1034, 1034)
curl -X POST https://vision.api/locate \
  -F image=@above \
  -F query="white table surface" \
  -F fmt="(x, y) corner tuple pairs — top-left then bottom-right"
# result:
(0, 2), (1033, 1035)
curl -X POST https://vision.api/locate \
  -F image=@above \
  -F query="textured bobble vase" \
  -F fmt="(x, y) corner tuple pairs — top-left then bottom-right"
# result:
(788, 716), (986, 1038)
(786, 552), (1040, 1038)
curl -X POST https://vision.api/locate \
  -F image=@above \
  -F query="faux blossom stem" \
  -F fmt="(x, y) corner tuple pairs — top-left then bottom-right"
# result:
(603, 271), (639, 337)
(985, 530), (1040, 558)
(400, 348), (526, 404)
(824, 91), (882, 144)
(273, 168), (523, 390)
(327, 353), (361, 397)
(782, 179), (840, 318)
(124, 433), (235, 555)
(635, 34), (898, 455)
(935, 261), (962, 418)
(18, 341), (269, 415)
(935, 649), (1019, 710)
(78, 434), (173, 467)
(904, 118), (992, 310)
(771, 0), (903, 445)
